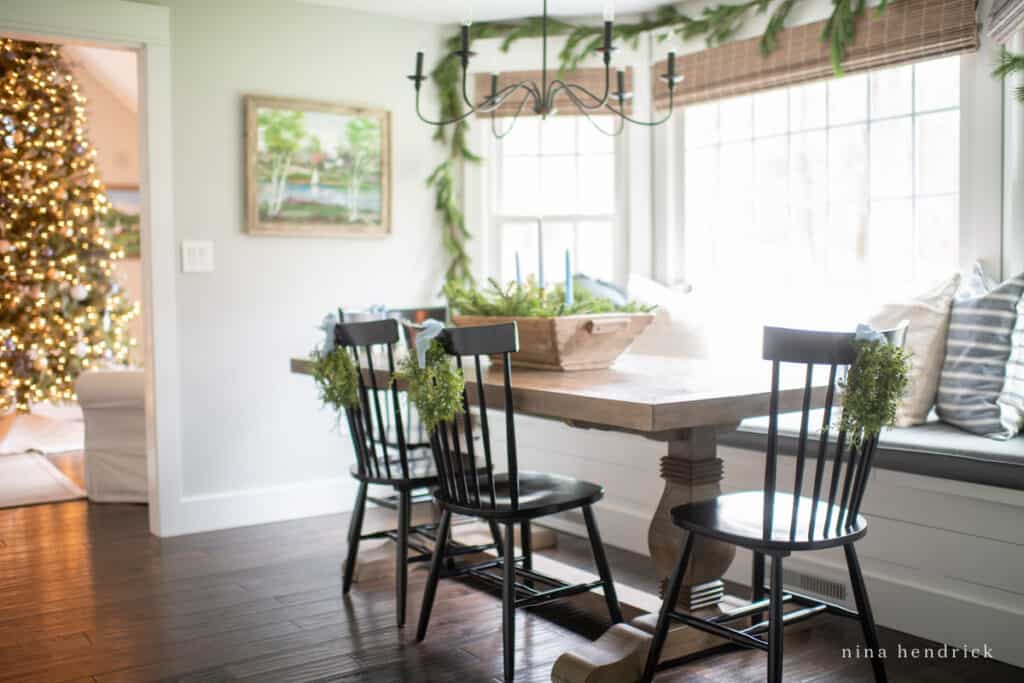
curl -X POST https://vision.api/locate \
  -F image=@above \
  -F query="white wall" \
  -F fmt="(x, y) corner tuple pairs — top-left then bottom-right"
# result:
(156, 0), (447, 527)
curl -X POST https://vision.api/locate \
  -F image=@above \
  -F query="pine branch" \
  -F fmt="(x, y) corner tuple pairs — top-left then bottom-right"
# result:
(761, 0), (798, 55)
(993, 48), (1024, 102)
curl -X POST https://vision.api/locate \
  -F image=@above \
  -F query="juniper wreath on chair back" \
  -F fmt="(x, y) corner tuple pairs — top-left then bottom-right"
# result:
(310, 311), (360, 413)
(762, 322), (909, 540)
(393, 329), (466, 435)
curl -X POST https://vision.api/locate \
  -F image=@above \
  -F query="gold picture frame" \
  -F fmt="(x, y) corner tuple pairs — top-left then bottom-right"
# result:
(245, 95), (391, 237)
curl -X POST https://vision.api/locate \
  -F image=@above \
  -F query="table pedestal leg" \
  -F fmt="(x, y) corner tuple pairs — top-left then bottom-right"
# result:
(648, 427), (736, 610)
(552, 425), (739, 683)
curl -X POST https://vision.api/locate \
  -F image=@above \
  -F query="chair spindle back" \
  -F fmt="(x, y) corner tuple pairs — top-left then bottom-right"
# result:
(760, 324), (908, 542)
(335, 319), (412, 482)
(428, 322), (520, 512)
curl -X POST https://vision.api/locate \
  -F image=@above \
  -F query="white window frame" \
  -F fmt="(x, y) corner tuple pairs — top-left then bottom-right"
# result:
(484, 116), (629, 286)
(656, 41), (1006, 286)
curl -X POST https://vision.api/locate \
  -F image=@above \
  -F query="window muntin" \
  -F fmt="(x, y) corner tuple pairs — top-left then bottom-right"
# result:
(682, 56), (961, 303)
(493, 116), (617, 285)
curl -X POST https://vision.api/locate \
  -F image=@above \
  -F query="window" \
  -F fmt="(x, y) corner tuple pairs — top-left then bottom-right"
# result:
(491, 116), (617, 285)
(682, 56), (960, 307)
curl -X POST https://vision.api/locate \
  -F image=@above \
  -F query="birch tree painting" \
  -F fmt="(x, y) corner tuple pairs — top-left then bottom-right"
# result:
(245, 96), (391, 237)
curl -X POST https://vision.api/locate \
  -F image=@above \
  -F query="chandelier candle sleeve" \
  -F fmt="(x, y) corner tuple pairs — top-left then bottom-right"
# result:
(460, 22), (471, 64)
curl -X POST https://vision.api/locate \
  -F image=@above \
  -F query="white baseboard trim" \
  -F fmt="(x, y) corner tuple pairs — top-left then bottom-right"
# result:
(164, 476), (360, 536)
(540, 499), (655, 557)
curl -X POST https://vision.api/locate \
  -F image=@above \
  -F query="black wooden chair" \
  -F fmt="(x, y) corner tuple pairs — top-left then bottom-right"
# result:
(336, 318), (499, 627)
(641, 324), (908, 683)
(415, 322), (623, 682)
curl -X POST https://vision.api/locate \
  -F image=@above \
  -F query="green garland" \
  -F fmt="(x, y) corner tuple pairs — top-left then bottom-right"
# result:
(838, 339), (911, 446)
(311, 346), (360, 412)
(428, 0), (895, 286)
(994, 47), (1024, 102)
(394, 340), (465, 433)
(444, 277), (654, 316)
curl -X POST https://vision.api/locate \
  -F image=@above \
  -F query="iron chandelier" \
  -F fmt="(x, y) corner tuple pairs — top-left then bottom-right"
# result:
(407, 0), (684, 136)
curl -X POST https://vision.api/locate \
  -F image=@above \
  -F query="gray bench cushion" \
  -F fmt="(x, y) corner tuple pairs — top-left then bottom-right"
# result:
(719, 411), (1024, 491)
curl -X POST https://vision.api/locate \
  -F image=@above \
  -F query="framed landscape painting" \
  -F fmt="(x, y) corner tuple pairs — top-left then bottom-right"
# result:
(245, 95), (391, 237)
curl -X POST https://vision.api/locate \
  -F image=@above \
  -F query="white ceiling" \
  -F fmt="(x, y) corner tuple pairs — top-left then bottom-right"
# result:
(64, 45), (138, 114)
(302, 0), (666, 24)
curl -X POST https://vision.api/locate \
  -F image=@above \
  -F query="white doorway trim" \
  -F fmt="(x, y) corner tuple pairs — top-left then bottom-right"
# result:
(0, 1), (182, 536)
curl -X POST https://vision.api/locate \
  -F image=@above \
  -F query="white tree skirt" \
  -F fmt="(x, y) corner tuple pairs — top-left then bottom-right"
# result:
(0, 452), (85, 508)
(0, 402), (84, 456)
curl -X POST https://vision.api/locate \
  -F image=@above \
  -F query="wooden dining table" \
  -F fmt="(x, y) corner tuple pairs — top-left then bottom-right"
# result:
(291, 352), (823, 682)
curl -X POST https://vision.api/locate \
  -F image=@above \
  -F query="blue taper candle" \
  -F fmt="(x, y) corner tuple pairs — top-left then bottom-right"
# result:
(564, 250), (573, 307)
(537, 217), (545, 289)
(515, 251), (522, 286)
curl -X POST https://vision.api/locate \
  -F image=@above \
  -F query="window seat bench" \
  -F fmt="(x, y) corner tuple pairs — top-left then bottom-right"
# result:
(718, 411), (1024, 491)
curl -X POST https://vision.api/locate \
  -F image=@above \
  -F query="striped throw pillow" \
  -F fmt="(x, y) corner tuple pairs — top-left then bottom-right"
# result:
(936, 272), (1024, 440)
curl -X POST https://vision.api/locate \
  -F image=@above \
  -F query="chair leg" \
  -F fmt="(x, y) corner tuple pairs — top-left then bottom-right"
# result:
(342, 481), (368, 594)
(844, 544), (888, 683)
(489, 520), (504, 556)
(395, 489), (411, 628)
(521, 521), (533, 571)
(751, 550), (766, 626)
(767, 554), (785, 683)
(416, 509), (452, 642)
(521, 520), (533, 589)
(582, 505), (623, 624)
(502, 522), (517, 683)
(640, 531), (695, 683)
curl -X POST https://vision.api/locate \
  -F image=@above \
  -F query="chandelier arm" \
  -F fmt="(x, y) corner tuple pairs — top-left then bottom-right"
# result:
(547, 66), (611, 111)
(603, 89), (676, 127)
(476, 81), (539, 114)
(414, 88), (479, 126)
(561, 87), (625, 137)
(490, 94), (533, 139)
(460, 65), (476, 109)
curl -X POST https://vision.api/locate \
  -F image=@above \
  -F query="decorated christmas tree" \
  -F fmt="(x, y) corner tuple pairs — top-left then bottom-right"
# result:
(0, 38), (136, 414)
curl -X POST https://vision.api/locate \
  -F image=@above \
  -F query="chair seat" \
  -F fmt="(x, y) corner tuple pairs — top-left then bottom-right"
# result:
(436, 471), (604, 521)
(672, 491), (867, 552)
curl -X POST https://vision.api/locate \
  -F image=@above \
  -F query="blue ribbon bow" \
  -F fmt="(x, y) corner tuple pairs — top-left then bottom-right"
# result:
(414, 319), (445, 367)
(854, 323), (886, 344)
(318, 312), (339, 353)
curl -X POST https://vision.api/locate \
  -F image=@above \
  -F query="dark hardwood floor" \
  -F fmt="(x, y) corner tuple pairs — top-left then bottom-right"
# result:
(0, 498), (1019, 682)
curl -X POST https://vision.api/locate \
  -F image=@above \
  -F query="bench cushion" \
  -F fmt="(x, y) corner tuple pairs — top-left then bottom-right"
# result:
(719, 411), (1024, 491)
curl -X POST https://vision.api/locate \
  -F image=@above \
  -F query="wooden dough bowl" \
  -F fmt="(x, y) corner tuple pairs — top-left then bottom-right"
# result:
(452, 313), (655, 371)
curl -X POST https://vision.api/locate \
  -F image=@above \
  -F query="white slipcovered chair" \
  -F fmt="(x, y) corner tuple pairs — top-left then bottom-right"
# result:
(74, 369), (148, 503)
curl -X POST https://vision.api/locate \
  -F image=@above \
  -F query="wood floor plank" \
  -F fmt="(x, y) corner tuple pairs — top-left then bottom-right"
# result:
(1, 498), (1020, 682)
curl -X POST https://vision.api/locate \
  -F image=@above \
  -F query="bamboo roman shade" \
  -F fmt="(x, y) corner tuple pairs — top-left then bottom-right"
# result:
(652, 0), (979, 108)
(474, 67), (633, 117)
(988, 0), (1024, 43)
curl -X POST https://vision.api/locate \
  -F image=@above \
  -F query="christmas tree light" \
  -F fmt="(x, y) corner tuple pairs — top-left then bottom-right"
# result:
(1, 38), (136, 414)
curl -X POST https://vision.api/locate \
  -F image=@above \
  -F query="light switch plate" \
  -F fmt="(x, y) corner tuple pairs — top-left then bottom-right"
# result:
(181, 240), (214, 273)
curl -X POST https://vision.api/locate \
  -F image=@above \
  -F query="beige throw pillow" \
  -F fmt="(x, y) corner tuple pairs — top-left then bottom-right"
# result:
(868, 274), (960, 427)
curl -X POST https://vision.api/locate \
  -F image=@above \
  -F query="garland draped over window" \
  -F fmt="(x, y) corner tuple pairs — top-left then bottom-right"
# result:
(426, 0), (980, 286)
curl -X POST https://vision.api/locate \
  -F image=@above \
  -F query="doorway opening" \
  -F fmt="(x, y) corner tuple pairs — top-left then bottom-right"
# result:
(0, 38), (147, 509)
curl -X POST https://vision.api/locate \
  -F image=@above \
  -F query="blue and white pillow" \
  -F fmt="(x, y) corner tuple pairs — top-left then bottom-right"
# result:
(936, 267), (1024, 440)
